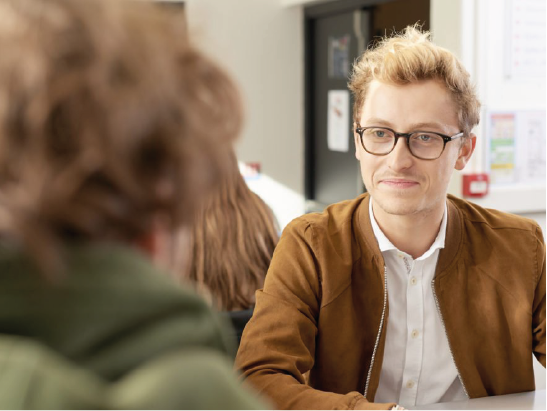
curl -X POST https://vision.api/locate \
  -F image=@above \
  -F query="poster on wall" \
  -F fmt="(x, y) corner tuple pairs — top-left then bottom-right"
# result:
(488, 113), (517, 184)
(327, 90), (350, 153)
(328, 35), (351, 79)
(486, 110), (546, 186)
(518, 111), (546, 182)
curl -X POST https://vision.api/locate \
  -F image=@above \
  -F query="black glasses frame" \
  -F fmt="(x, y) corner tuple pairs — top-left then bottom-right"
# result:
(355, 125), (465, 160)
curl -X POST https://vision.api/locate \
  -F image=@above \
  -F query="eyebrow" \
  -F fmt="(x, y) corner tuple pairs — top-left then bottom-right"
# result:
(361, 118), (450, 132)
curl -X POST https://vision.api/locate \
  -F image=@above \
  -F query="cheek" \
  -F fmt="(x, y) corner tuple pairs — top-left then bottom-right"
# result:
(429, 159), (456, 189)
(359, 155), (380, 185)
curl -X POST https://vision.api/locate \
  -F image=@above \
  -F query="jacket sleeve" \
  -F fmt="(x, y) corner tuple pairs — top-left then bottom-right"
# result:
(532, 225), (546, 368)
(235, 219), (394, 410)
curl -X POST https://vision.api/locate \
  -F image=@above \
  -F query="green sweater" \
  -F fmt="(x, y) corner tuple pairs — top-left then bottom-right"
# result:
(0, 243), (265, 409)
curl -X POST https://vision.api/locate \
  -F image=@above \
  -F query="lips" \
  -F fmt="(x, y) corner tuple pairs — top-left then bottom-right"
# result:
(379, 178), (419, 188)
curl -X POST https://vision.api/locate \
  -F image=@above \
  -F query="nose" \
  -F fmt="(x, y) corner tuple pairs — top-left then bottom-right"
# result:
(387, 137), (414, 171)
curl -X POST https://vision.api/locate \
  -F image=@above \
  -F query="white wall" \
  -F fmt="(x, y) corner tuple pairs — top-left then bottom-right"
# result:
(185, 0), (306, 228)
(433, 0), (546, 221)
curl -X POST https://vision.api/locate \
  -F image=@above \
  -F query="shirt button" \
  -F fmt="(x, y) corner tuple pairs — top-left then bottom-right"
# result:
(406, 380), (415, 389)
(411, 329), (420, 339)
(410, 276), (417, 285)
(398, 253), (403, 259)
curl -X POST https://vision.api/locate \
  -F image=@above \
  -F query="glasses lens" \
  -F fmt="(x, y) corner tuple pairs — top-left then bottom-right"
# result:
(409, 132), (444, 159)
(361, 128), (395, 154)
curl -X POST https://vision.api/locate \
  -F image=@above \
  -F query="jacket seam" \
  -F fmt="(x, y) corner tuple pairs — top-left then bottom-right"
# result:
(463, 220), (537, 234)
(258, 289), (318, 326)
(347, 392), (363, 410)
(435, 204), (465, 281)
(533, 226), (541, 287)
(307, 221), (323, 285)
(321, 281), (352, 309)
(306, 215), (360, 308)
(474, 265), (531, 314)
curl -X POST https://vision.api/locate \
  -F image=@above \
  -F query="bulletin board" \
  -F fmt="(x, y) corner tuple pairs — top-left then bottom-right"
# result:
(485, 110), (545, 186)
(469, 110), (546, 215)
(504, 0), (546, 80)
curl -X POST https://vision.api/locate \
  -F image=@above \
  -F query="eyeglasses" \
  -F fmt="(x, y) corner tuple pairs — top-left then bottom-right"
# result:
(355, 126), (464, 160)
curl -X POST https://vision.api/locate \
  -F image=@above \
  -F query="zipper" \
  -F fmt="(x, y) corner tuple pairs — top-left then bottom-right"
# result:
(364, 266), (388, 399)
(431, 279), (469, 398)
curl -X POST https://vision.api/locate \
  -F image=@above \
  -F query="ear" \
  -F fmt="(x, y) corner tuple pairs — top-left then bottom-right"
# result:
(133, 215), (172, 263)
(454, 134), (476, 171)
(354, 124), (361, 161)
(133, 230), (160, 258)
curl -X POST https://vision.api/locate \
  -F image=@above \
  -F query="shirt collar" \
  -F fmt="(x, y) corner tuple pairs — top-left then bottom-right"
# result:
(369, 197), (448, 260)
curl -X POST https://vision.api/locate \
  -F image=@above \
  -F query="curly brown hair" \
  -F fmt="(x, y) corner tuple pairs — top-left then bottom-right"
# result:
(0, 0), (242, 273)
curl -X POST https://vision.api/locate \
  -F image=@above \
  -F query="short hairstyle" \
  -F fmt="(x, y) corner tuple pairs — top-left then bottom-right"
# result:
(349, 25), (481, 135)
(0, 0), (242, 270)
(181, 150), (279, 311)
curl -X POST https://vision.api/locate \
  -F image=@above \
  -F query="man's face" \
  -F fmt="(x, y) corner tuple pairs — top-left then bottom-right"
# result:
(355, 79), (475, 218)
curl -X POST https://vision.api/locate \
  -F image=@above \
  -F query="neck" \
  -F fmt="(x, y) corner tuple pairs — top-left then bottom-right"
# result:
(371, 199), (445, 259)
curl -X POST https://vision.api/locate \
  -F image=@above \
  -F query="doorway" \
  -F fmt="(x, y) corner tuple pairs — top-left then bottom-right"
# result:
(304, 0), (430, 211)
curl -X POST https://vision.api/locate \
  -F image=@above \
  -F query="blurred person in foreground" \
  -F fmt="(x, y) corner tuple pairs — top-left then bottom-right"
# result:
(0, 0), (264, 408)
(176, 149), (278, 347)
(236, 25), (545, 410)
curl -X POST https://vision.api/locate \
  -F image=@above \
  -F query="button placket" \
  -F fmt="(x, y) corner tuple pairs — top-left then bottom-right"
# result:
(399, 260), (424, 406)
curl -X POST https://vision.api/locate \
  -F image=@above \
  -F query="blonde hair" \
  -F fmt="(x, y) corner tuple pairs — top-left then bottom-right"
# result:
(349, 25), (481, 135)
(0, 0), (242, 273)
(182, 150), (279, 311)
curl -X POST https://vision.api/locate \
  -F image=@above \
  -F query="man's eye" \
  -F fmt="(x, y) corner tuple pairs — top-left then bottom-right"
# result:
(375, 130), (386, 137)
(417, 134), (431, 141)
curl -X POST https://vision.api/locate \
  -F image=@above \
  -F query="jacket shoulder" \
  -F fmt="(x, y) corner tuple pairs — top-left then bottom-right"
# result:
(448, 194), (542, 234)
(448, 195), (545, 287)
(277, 195), (367, 306)
(285, 194), (367, 238)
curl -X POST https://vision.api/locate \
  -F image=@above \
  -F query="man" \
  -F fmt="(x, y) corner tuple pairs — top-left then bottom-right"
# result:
(235, 26), (546, 410)
(0, 0), (263, 408)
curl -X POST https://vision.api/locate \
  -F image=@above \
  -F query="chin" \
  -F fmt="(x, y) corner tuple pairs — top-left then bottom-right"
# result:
(380, 204), (422, 216)
(373, 196), (424, 216)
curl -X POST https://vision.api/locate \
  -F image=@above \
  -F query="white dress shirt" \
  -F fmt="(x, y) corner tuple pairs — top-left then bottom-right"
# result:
(369, 199), (467, 407)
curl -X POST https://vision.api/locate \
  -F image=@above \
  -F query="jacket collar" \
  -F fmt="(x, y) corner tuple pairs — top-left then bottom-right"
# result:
(356, 194), (384, 268)
(357, 193), (463, 278)
(436, 196), (463, 278)
(368, 198), (448, 260)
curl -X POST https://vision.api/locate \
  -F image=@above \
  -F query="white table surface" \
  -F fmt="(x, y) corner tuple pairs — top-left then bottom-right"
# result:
(408, 389), (545, 410)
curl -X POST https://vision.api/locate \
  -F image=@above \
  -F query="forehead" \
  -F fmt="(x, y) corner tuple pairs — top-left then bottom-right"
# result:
(360, 79), (459, 132)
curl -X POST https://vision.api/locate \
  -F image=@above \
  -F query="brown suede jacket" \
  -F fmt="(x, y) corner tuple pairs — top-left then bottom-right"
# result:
(235, 193), (546, 410)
